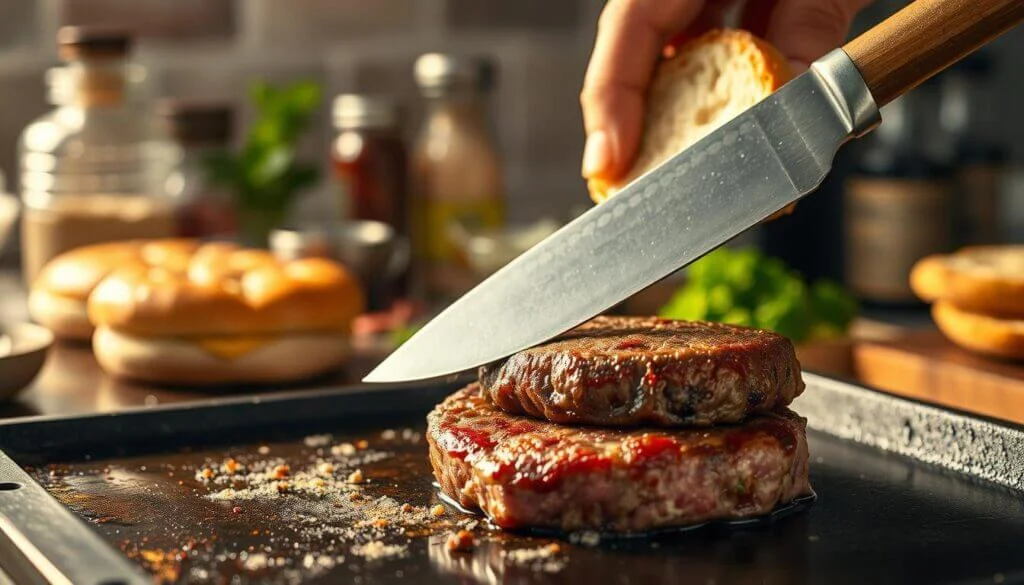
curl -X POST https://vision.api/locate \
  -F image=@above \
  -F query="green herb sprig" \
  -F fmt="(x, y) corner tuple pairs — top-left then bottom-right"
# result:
(659, 247), (859, 344)
(205, 80), (323, 246)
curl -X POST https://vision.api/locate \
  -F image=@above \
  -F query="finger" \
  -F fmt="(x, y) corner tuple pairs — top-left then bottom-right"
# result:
(762, 0), (873, 72)
(580, 0), (705, 181)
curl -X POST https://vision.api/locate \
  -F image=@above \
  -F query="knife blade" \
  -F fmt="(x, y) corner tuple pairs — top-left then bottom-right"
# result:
(363, 49), (879, 383)
(365, 0), (1024, 383)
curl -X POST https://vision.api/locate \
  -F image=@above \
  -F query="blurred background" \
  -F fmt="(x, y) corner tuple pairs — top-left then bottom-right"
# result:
(0, 0), (1021, 327)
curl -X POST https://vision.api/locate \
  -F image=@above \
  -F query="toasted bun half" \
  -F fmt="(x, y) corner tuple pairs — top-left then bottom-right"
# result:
(911, 246), (1024, 318)
(587, 29), (792, 204)
(93, 327), (350, 385)
(28, 239), (200, 340)
(88, 241), (365, 337)
(932, 301), (1024, 361)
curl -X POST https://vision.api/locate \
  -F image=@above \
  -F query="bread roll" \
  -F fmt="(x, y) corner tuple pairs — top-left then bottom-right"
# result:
(910, 246), (1024, 318)
(88, 242), (364, 337)
(932, 301), (1024, 361)
(587, 29), (792, 205)
(28, 239), (200, 340)
(86, 241), (365, 385)
(92, 327), (351, 385)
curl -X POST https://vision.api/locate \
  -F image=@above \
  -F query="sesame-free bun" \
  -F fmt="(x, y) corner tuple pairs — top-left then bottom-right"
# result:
(28, 239), (200, 340)
(911, 246), (1024, 318)
(931, 301), (1024, 361)
(87, 241), (364, 337)
(88, 241), (364, 385)
(92, 327), (351, 386)
(587, 29), (792, 204)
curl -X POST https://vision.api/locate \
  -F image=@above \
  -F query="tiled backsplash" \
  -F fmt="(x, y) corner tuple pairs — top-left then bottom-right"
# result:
(0, 0), (1021, 229)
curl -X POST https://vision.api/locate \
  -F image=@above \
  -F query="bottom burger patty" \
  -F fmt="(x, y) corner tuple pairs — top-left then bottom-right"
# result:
(427, 384), (812, 532)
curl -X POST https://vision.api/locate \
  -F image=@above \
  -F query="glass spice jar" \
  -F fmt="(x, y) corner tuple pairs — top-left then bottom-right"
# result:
(18, 26), (176, 284)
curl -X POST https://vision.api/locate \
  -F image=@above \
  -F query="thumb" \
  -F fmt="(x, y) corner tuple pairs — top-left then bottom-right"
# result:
(762, 0), (873, 71)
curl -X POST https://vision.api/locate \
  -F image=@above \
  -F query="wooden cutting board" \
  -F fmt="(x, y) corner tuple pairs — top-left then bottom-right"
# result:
(853, 328), (1024, 425)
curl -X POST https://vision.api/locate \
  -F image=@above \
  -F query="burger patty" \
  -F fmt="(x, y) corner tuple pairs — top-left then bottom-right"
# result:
(479, 316), (804, 427)
(427, 383), (812, 533)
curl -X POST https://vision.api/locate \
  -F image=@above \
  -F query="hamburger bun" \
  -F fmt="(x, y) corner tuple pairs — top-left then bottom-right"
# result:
(932, 301), (1024, 361)
(911, 246), (1024, 318)
(587, 28), (792, 205)
(87, 241), (365, 385)
(92, 327), (351, 386)
(28, 239), (200, 340)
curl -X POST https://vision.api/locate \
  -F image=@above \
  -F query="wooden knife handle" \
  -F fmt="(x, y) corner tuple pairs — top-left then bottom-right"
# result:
(844, 0), (1024, 108)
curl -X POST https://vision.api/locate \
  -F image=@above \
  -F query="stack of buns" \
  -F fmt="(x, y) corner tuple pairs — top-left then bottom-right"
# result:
(911, 246), (1024, 360)
(29, 238), (365, 385)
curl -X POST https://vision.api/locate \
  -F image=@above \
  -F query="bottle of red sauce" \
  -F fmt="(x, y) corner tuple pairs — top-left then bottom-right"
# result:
(331, 94), (408, 236)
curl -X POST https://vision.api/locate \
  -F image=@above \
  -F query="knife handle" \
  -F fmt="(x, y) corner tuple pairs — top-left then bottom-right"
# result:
(844, 0), (1023, 108)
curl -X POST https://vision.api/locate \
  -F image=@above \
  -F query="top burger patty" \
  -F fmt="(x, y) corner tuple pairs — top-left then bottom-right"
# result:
(478, 316), (804, 427)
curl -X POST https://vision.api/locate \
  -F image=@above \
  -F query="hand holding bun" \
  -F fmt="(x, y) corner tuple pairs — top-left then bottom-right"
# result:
(585, 29), (792, 205)
(87, 241), (365, 385)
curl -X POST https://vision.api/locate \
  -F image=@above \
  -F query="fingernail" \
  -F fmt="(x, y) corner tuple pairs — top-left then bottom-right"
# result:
(581, 131), (611, 178)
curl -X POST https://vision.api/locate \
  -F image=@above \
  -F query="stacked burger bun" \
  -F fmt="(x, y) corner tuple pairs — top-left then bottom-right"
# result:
(426, 31), (813, 533)
(29, 239), (365, 385)
(911, 246), (1024, 360)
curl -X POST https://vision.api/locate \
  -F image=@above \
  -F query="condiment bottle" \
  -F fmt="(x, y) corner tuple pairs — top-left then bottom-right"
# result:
(936, 52), (1009, 246)
(157, 100), (237, 239)
(331, 94), (410, 302)
(331, 94), (408, 231)
(411, 53), (505, 301)
(18, 26), (175, 284)
(843, 82), (955, 307)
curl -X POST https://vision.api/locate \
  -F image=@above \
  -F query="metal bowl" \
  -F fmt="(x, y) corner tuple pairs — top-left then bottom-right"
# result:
(0, 322), (53, 401)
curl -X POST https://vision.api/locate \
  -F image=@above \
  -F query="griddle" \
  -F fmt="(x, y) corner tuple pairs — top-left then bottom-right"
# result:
(0, 373), (1022, 584)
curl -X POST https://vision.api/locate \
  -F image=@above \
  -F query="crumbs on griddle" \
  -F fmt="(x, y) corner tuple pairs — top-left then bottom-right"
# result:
(502, 542), (566, 573)
(350, 540), (408, 561)
(37, 428), (479, 584)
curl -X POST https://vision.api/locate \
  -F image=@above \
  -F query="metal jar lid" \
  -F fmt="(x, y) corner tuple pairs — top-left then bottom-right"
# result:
(332, 94), (399, 130)
(413, 53), (495, 95)
(57, 26), (132, 61)
(156, 99), (234, 145)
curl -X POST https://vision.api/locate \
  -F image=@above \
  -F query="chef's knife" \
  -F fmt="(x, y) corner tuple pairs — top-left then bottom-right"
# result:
(365, 0), (1023, 383)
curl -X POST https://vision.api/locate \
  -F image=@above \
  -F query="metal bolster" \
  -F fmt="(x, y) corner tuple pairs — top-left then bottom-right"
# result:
(810, 48), (881, 138)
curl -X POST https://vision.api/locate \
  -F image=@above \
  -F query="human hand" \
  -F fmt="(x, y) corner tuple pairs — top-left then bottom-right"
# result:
(580, 0), (873, 184)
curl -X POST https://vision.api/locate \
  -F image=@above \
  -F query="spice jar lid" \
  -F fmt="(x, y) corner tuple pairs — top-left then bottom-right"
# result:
(57, 26), (132, 61)
(414, 53), (495, 94)
(332, 94), (399, 130)
(156, 99), (234, 145)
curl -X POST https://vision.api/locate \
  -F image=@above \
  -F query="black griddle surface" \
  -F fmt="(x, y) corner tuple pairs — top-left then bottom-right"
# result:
(29, 416), (1024, 585)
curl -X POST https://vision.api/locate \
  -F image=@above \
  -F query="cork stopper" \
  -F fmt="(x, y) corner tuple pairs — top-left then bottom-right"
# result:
(57, 26), (132, 61)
